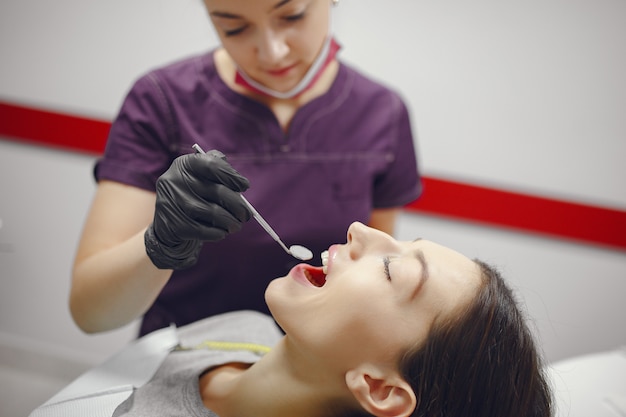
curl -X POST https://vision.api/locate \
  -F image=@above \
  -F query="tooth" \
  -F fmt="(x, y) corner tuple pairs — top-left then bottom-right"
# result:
(321, 250), (329, 274)
(321, 251), (329, 265)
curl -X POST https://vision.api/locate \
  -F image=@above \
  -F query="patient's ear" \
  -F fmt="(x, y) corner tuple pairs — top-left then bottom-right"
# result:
(345, 365), (416, 417)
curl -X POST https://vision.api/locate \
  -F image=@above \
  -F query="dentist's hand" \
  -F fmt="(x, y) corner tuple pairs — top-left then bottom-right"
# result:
(144, 150), (251, 270)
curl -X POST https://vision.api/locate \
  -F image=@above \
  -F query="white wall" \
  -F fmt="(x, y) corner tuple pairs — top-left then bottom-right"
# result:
(1, 0), (625, 376)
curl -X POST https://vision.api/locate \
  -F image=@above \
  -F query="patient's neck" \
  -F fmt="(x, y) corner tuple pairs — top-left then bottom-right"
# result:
(199, 362), (248, 415)
(199, 339), (349, 417)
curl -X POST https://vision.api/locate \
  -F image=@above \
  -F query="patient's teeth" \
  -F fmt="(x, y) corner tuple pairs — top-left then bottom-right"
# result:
(321, 250), (329, 274)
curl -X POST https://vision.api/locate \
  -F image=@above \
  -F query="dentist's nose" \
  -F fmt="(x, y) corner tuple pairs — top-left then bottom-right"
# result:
(256, 30), (289, 64)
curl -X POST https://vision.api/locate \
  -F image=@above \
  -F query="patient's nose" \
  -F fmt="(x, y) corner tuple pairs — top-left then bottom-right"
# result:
(347, 221), (398, 259)
(346, 222), (365, 259)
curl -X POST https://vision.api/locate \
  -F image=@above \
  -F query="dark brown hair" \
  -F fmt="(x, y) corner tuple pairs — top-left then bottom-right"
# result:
(398, 259), (553, 417)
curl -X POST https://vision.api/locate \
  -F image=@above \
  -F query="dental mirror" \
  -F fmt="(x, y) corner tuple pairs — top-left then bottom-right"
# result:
(192, 144), (314, 261)
(286, 245), (313, 261)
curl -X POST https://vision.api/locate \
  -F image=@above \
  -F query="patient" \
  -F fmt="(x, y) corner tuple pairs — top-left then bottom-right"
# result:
(112, 221), (552, 417)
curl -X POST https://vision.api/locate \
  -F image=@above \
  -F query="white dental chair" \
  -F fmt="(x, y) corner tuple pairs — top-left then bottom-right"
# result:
(29, 325), (179, 417)
(547, 346), (626, 417)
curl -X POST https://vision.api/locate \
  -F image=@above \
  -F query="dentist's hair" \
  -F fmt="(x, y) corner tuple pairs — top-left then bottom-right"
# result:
(398, 260), (553, 417)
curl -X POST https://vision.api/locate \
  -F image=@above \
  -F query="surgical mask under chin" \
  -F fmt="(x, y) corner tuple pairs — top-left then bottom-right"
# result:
(234, 36), (341, 100)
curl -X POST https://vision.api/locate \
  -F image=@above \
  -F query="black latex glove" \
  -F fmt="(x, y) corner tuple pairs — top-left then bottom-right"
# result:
(145, 150), (251, 270)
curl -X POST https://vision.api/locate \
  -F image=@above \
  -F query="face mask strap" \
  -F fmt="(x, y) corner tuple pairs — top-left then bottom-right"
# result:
(234, 36), (341, 100)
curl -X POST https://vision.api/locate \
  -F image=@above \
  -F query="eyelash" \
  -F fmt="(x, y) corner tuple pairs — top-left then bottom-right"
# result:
(223, 12), (306, 37)
(224, 26), (247, 37)
(383, 257), (391, 281)
(284, 12), (306, 22)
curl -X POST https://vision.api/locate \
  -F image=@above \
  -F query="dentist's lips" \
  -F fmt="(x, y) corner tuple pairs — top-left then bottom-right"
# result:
(290, 264), (326, 288)
(266, 63), (297, 77)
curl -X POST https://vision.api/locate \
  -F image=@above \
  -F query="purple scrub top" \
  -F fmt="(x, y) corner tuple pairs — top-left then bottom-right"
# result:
(95, 50), (422, 335)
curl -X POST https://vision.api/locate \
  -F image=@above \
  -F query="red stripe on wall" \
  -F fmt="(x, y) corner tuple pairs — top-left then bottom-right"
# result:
(2, 100), (625, 251)
(405, 178), (626, 251)
(0, 101), (109, 154)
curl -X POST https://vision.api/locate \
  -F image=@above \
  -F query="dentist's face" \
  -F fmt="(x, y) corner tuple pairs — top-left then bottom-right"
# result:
(265, 222), (482, 371)
(204, 0), (330, 93)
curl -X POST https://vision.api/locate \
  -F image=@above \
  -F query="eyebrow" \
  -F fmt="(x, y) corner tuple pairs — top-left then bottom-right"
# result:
(410, 249), (429, 300)
(210, 0), (292, 19)
(273, 0), (293, 9)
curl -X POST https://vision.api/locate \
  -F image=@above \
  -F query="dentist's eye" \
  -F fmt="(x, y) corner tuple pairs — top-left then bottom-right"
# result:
(383, 256), (391, 282)
(224, 25), (248, 37)
(283, 12), (306, 22)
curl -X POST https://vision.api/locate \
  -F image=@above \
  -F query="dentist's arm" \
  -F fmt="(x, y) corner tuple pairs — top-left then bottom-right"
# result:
(70, 152), (250, 333)
(369, 207), (400, 236)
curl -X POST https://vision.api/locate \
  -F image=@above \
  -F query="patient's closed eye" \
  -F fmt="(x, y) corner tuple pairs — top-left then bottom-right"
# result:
(383, 256), (392, 281)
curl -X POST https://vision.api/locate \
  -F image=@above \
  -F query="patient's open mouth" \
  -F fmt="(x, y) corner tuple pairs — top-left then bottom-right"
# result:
(303, 265), (326, 287)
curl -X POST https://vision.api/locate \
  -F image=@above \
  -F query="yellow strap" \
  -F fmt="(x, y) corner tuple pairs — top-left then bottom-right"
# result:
(174, 340), (272, 355)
